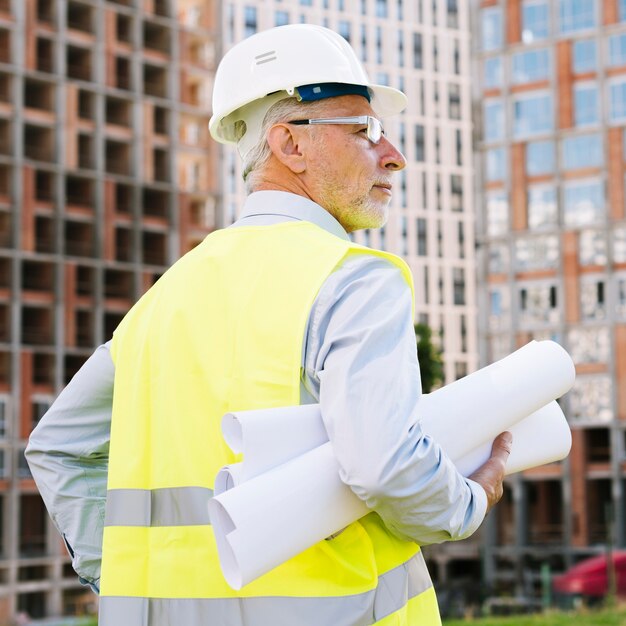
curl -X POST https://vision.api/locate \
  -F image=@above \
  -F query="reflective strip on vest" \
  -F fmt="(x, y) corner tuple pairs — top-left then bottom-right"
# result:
(104, 487), (213, 527)
(98, 551), (432, 626)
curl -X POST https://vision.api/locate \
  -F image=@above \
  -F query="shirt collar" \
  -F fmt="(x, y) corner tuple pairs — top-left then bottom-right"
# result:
(238, 191), (350, 241)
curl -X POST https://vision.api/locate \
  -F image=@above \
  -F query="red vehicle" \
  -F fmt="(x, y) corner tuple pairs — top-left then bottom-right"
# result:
(553, 551), (626, 597)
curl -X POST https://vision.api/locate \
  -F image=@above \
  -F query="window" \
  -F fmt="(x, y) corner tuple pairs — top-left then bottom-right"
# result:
(415, 124), (425, 161)
(397, 30), (404, 67)
(488, 244), (509, 274)
(360, 25), (367, 62)
(486, 191), (508, 235)
(485, 147), (506, 182)
(609, 78), (626, 122)
(567, 326), (609, 363)
(416, 218), (427, 256)
(528, 185), (557, 230)
(621, 0), (626, 21)
(569, 376), (612, 423)
(489, 285), (511, 330)
(447, 0), (459, 28)
(513, 92), (553, 138)
(244, 6), (257, 38)
(275, 11), (289, 25)
(526, 140), (555, 175)
(515, 236), (559, 271)
(413, 32), (422, 69)
(580, 277), (606, 320)
(615, 273), (626, 318)
(522, 0), (549, 42)
(376, 26), (382, 64)
(452, 268), (465, 305)
(563, 179), (604, 227)
(0, 398), (6, 438)
(376, 0), (387, 17)
(448, 83), (461, 120)
(579, 229), (606, 265)
(613, 226), (626, 262)
(518, 282), (559, 326)
(484, 99), (505, 142)
(609, 33), (626, 67)
(573, 83), (599, 126)
(338, 21), (350, 42)
(484, 57), (502, 89)
(561, 133), (603, 170)
(451, 174), (463, 211)
(512, 48), (551, 84)
(481, 7), (502, 51)
(558, 0), (596, 34)
(573, 39), (597, 73)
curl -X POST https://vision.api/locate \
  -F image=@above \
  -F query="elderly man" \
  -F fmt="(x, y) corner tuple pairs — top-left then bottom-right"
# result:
(27, 24), (510, 626)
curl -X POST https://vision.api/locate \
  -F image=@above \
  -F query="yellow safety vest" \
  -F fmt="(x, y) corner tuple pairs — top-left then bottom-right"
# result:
(99, 220), (442, 626)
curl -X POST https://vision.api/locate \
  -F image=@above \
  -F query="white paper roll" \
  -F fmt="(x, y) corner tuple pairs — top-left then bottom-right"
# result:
(208, 442), (368, 589)
(454, 401), (572, 476)
(221, 404), (328, 483)
(418, 341), (575, 462)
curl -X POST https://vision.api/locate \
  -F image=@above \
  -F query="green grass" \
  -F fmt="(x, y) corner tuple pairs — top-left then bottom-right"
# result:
(444, 606), (626, 626)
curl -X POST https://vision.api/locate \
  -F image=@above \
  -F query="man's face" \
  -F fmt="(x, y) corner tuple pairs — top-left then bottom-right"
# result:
(299, 95), (406, 232)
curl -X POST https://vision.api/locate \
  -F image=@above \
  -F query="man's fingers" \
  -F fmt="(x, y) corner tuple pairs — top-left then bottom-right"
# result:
(491, 431), (513, 461)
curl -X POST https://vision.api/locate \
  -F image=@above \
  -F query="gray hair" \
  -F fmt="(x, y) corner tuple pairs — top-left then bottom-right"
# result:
(241, 97), (330, 193)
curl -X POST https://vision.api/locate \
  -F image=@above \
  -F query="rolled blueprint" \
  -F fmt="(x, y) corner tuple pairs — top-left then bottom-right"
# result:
(454, 400), (572, 476)
(209, 340), (575, 589)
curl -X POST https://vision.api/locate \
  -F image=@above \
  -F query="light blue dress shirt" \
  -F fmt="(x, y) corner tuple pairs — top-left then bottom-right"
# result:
(26, 190), (487, 593)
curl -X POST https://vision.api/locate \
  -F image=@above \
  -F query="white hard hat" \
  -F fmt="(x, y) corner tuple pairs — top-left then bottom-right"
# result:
(208, 24), (407, 159)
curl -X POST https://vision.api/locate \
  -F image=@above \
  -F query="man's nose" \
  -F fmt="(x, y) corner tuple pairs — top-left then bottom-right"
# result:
(378, 137), (407, 171)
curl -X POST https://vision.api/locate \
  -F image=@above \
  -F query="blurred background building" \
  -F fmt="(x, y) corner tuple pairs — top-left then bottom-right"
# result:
(0, 0), (219, 619)
(0, 0), (623, 622)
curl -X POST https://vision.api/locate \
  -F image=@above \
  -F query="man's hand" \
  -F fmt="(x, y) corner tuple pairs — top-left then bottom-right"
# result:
(468, 432), (512, 513)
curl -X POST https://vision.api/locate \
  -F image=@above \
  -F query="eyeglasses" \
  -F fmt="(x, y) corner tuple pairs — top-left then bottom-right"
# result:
(288, 115), (385, 145)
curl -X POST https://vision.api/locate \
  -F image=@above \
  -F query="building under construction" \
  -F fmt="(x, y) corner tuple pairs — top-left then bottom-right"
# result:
(0, 0), (218, 619)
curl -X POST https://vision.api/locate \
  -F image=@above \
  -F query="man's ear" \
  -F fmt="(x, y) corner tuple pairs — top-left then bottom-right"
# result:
(266, 124), (307, 174)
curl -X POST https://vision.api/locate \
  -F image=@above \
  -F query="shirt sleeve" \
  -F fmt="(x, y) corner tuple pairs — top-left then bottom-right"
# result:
(25, 342), (114, 592)
(302, 254), (488, 545)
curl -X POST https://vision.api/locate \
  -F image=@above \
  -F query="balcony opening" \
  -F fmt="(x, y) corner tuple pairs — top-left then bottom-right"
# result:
(66, 45), (92, 81)
(76, 265), (95, 296)
(0, 163), (9, 199)
(22, 260), (55, 292)
(115, 182), (132, 213)
(103, 311), (124, 340)
(153, 148), (169, 182)
(67, 0), (94, 34)
(0, 73), (10, 103)
(36, 37), (55, 73)
(24, 78), (55, 112)
(142, 231), (167, 265)
(115, 227), (133, 262)
(21, 305), (53, 345)
(33, 352), (55, 385)
(526, 480), (563, 545)
(18, 565), (48, 582)
(154, 0), (170, 18)
(0, 212), (10, 247)
(587, 478), (612, 544)
(0, 257), (10, 287)
(0, 303), (9, 342)
(115, 56), (132, 90)
(0, 29), (10, 64)
(35, 169), (54, 202)
(36, 0), (55, 24)
(190, 199), (215, 229)
(154, 106), (168, 134)
(105, 269), (134, 299)
(0, 118), (11, 155)
(143, 187), (168, 218)
(78, 134), (94, 170)
(75, 309), (93, 347)
(585, 428), (611, 463)
(106, 96), (132, 127)
(78, 89), (95, 120)
(105, 139), (131, 176)
(116, 13), (132, 44)
(0, 351), (9, 384)
(143, 63), (167, 98)
(64, 220), (94, 257)
(35, 216), (55, 254)
(143, 20), (170, 54)
(24, 124), (54, 162)
(65, 174), (94, 207)
(17, 593), (45, 620)
(64, 354), (88, 384)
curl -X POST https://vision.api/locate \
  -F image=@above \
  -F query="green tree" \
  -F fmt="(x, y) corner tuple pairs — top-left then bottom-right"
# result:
(414, 323), (444, 393)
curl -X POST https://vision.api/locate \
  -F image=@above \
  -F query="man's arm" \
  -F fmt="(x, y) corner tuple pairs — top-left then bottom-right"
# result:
(25, 342), (114, 592)
(303, 255), (499, 545)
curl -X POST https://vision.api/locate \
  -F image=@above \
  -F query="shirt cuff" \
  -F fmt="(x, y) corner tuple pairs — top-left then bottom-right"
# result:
(463, 477), (489, 538)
